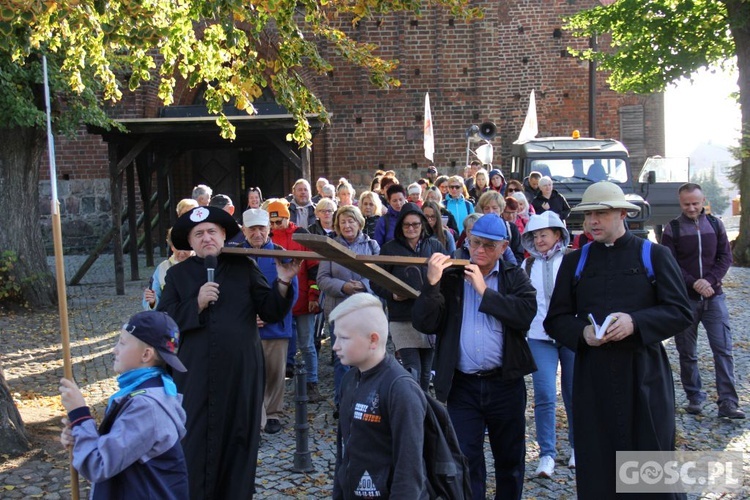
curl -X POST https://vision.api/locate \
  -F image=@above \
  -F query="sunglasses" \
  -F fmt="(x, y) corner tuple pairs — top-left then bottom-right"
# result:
(402, 222), (422, 229)
(270, 219), (285, 226)
(507, 188), (520, 193)
(448, 185), (462, 190)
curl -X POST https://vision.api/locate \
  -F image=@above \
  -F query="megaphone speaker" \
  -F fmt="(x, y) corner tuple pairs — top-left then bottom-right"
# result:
(479, 122), (497, 141)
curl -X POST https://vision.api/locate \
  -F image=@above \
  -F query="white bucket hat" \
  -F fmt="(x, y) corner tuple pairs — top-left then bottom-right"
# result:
(521, 211), (570, 254)
(571, 181), (640, 212)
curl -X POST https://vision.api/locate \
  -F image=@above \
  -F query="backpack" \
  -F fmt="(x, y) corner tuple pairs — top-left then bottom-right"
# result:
(390, 373), (472, 500)
(669, 214), (721, 243)
(574, 238), (655, 284)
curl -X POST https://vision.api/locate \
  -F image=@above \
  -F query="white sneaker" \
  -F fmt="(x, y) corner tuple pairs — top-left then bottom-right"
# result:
(535, 455), (555, 478)
(568, 451), (576, 469)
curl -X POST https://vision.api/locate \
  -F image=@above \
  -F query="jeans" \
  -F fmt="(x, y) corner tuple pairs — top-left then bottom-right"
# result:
(398, 347), (434, 391)
(293, 314), (318, 384)
(328, 320), (350, 406)
(674, 294), (738, 405)
(447, 372), (526, 500)
(528, 339), (575, 458)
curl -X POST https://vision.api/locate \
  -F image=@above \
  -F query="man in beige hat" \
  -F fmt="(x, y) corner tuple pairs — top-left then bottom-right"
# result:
(544, 182), (692, 499)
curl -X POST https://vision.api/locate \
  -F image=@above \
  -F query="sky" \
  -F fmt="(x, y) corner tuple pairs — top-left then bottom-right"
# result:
(664, 65), (742, 158)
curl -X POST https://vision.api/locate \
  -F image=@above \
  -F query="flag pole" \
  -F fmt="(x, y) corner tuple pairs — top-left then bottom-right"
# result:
(42, 55), (80, 500)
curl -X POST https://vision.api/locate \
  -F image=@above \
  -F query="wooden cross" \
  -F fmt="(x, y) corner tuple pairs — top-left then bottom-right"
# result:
(221, 233), (469, 299)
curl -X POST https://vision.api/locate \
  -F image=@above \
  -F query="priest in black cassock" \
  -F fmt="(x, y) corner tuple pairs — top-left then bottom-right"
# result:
(545, 182), (692, 500)
(159, 206), (299, 499)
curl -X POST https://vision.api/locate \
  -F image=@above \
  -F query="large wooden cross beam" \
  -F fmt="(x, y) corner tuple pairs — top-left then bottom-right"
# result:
(221, 234), (469, 299)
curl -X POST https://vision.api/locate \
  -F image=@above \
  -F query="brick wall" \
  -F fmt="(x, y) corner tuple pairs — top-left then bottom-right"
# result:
(39, 0), (665, 251)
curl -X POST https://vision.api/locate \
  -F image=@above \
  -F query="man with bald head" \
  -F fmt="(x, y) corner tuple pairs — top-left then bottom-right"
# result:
(332, 294), (428, 499)
(158, 206), (299, 499)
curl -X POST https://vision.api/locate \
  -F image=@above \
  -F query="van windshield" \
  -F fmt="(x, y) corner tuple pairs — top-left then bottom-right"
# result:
(531, 158), (628, 184)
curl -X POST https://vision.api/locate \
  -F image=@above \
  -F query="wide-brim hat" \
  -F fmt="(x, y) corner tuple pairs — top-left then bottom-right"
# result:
(123, 311), (187, 373)
(171, 206), (240, 250)
(570, 181), (640, 212)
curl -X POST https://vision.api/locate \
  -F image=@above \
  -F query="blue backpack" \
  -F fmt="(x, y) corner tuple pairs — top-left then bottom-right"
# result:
(574, 239), (655, 284)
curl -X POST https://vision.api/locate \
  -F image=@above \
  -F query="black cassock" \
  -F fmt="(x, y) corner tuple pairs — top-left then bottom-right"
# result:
(158, 254), (292, 499)
(545, 232), (692, 500)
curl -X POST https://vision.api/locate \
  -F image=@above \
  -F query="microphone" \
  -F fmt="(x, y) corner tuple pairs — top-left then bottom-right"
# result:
(205, 255), (217, 306)
(205, 255), (217, 283)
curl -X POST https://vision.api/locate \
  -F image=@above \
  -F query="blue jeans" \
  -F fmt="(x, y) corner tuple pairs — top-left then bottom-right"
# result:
(293, 314), (318, 384)
(328, 320), (350, 406)
(674, 294), (738, 405)
(447, 372), (526, 500)
(528, 339), (575, 458)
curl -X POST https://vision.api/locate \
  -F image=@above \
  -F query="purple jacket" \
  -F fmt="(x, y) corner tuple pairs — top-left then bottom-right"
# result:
(661, 212), (732, 300)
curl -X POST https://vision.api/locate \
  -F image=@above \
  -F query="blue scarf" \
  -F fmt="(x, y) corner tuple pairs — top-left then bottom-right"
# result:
(107, 366), (177, 411)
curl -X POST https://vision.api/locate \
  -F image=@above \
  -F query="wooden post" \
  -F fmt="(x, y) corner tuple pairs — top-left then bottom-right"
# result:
(110, 144), (125, 295)
(127, 161), (139, 281)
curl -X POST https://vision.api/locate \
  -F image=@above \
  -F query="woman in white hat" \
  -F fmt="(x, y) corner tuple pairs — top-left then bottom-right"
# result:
(520, 211), (575, 478)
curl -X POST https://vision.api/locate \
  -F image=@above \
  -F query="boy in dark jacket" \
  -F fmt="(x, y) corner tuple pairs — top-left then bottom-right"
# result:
(332, 294), (428, 499)
(59, 311), (188, 499)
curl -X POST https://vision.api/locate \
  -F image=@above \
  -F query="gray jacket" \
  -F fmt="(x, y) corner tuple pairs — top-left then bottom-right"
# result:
(317, 232), (380, 317)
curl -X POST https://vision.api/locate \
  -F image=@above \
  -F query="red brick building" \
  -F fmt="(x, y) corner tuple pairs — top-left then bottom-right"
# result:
(42, 0), (663, 252)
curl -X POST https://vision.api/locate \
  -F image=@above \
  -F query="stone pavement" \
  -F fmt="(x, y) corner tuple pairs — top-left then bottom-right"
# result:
(0, 252), (749, 498)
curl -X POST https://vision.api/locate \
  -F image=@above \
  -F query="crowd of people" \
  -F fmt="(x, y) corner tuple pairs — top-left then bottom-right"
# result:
(57, 166), (744, 500)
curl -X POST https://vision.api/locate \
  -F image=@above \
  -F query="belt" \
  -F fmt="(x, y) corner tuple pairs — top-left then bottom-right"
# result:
(458, 367), (503, 378)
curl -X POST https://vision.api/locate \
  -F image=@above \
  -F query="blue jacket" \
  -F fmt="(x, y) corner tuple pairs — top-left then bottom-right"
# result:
(444, 194), (474, 233)
(373, 204), (401, 247)
(243, 239), (299, 339)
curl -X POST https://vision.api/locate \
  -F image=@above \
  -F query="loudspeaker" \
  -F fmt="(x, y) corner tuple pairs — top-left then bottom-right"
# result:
(479, 122), (497, 141)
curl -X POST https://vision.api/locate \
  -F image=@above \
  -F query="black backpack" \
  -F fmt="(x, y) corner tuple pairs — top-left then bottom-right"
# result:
(390, 373), (472, 500)
(669, 214), (721, 242)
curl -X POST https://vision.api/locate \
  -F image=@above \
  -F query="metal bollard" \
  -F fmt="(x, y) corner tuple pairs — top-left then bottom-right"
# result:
(292, 350), (314, 472)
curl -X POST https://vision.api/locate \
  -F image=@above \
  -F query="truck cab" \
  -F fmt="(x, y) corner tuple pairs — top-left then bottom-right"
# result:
(510, 136), (651, 237)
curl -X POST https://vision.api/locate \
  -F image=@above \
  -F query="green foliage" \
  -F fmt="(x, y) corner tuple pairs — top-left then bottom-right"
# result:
(692, 170), (730, 216)
(565, 0), (734, 94)
(0, 0), (481, 145)
(0, 251), (24, 305)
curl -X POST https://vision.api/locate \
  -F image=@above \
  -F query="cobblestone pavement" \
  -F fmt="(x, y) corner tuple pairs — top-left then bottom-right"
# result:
(0, 251), (748, 499)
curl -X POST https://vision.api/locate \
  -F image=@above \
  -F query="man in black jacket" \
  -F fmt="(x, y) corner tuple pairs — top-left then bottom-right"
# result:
(413, 214), (537, 500)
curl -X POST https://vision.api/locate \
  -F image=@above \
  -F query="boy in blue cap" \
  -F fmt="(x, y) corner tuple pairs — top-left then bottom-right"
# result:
(59, 311), (188, 499)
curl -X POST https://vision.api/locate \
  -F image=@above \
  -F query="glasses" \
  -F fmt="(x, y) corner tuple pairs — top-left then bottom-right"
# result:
(270, 219), (285, 226)
(424, 215), (437, 221)
(507, 188), (520, 193)
(318, 209), (334, 214)
(448, 185), (462, 190)
(402, 222), (422, 229)
(468, 237), (500, 251)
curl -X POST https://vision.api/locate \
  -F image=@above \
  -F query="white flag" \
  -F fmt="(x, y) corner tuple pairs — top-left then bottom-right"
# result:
(424, 92), (434, 162)
(514, 90), (538, 143)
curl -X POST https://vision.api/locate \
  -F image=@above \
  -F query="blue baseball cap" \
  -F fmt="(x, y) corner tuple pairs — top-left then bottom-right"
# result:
(470, 214), (508, 241)
(123, 311), (187, 372)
